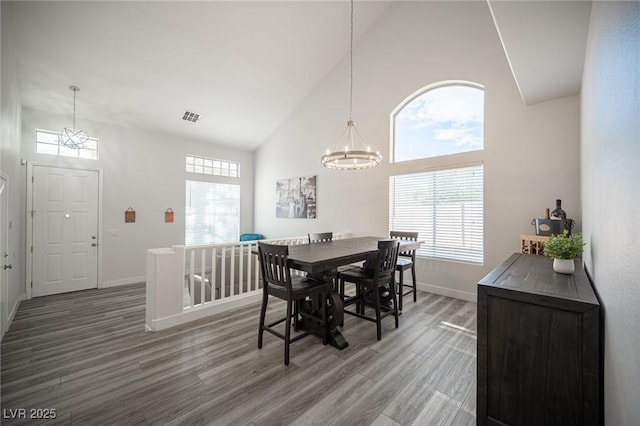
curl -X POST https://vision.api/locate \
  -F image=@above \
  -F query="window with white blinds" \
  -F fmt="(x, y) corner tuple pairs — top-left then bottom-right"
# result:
(185, 180), (240, 245)
(389, 164), (483, 264)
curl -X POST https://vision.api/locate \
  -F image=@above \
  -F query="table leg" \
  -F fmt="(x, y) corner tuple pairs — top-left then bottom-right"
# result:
(297, 289), (349, 350)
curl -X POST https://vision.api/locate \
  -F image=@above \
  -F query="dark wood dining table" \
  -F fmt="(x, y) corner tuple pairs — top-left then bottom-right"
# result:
(279, 236), (422, 349)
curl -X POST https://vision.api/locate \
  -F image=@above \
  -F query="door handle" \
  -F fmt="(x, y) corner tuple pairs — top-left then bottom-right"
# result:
(91, 243), (97, 247)
(3, 264), (12, 270)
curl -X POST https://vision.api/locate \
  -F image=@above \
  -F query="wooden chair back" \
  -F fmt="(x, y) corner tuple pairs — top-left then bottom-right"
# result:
(373, 239), (400, 280)
(308, 232), (333, 244)
(257, 242), (292, 292)
(390, 231), (418, 259)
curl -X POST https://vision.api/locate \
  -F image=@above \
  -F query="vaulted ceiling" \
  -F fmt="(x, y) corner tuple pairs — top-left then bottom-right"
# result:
(6, 1), (592, 151)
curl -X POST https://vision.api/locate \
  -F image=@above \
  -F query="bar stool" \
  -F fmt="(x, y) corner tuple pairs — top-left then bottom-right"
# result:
(390, 231), (418, 312)
(257, 242), (333, 365)
(338, 239), (400, 341)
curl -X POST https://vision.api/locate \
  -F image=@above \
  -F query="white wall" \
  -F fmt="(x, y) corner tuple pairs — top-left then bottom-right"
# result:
(254, 1), (581, 300)
(582, 2), (640, 424)
(1, 1), (27, 329)
(20, 108), (254, 287)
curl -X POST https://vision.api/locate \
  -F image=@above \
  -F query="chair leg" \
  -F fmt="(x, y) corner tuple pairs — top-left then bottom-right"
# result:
(258, 289), (268, 349)
(354, 283), (361, 314)
(284, 299), (293, 366)
(390, 278), (399, 329)
(398, 268), (404, 312)
(374, 285), (382, 341)
(321, 291), (328, 345)
(411, 265), (417, 302)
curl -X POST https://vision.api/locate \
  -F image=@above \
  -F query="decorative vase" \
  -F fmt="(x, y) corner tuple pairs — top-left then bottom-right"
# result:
(553, 258), (575, 274)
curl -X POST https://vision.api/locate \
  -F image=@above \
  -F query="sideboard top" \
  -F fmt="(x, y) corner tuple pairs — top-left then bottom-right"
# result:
(478, 253), (600, 307)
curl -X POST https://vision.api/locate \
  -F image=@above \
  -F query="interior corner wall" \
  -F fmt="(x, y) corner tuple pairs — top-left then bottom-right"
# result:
(254, 1), (581, 300)
(1, 0), (27, 328)
(581, 2), (640, 424)
(20, 108), (255, 287)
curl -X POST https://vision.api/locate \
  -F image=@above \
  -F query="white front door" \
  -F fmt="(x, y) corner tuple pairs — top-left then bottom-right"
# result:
(32, 166), (99, 297)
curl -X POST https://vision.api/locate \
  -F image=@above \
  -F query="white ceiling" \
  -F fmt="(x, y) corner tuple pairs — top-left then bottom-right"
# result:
(488, 0), (592, 105)
(8, 1), (592, 151)
(10, 1), (392, 151)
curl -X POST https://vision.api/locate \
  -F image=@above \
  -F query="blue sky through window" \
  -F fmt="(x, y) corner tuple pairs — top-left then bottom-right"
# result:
(394, 85), (484, 162)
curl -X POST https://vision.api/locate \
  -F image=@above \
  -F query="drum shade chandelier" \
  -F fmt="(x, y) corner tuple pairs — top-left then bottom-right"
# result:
(321, 0), (381, 170)
(58, 85), (89, 149)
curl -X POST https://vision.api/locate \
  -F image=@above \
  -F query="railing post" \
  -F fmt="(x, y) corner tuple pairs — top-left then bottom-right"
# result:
(146, 245), (185, 331)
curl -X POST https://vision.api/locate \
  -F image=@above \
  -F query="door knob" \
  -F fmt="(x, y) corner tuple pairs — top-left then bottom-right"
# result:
(3, 264), (12, 270)
(91, 243), (97, 247)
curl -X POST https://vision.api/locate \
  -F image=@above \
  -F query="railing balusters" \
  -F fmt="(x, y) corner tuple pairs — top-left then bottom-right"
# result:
(246, 242), (253, 291)
(221, 246), (226, 299)
(211, 247), (222, 300)
(210, 247), (216, 300)
(238, 244), (246, 294)
(189, 250), (195, 308)
(230, 245), (236, 297)
(200, 248), (206, 304)
(181, 235), (343, 310)
(251, 243), (260, 290)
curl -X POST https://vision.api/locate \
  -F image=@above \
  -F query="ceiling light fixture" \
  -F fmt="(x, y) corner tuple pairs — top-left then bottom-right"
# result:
(321, 0), (381, 170)
(58, 85), (88, 149)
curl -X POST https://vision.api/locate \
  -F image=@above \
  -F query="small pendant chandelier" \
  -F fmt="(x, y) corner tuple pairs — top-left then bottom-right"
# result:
(58, 85), (89, 150)
(321, 0), (381, 170)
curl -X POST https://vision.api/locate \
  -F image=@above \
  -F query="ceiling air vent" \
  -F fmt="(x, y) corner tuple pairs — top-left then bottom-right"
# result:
(182, 110), (201, 123)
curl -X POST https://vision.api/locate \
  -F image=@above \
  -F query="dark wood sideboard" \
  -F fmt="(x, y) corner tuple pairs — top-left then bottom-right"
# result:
(477, 253), (602, 426)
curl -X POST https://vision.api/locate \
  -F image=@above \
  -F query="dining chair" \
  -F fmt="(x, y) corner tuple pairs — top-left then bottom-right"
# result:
(390, 231), (419, 312)
(257, 242), (333, 365)
(308, 232), (357, 291)
(308, 232), (333, 243)
(338, 239), (400, 341)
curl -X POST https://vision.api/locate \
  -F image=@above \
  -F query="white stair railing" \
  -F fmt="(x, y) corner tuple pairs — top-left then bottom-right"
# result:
(146, 234), (343, 331)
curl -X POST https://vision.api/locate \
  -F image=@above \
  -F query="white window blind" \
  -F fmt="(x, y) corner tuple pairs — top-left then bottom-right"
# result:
(389, 164), (483, 264)
(185, 180), (240, 245)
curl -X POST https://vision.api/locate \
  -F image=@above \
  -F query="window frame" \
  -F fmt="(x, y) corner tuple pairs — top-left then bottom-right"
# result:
(389, 81), (484, 164)
(184, 178), (241, 246)
(389, 163), (484, 265)
(185, 155), (240, 178)
(388, 80), (485, 265)
(35, 128), (99, 160)
(185, 154), (242, 246)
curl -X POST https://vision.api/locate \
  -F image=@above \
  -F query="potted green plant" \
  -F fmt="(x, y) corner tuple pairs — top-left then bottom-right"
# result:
(543, 230), (584, 274)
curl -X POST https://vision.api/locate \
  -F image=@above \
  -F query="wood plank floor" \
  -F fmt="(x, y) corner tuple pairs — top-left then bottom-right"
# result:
(1, 283), (477, 425)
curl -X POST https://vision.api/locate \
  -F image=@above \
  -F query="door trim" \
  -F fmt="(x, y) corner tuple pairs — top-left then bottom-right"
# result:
(1, 173), (8, 336)
(26, 162), (103, 299)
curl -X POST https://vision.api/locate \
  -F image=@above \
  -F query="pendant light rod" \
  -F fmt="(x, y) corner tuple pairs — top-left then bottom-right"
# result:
(320, 0), (382, 170)
(70, 85), (79, 129)
(348, 0), (353, 123)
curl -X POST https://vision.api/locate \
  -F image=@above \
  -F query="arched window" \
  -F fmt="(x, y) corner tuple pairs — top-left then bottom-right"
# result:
(392, 83), (484, 162)
(389, 82), (484, 264)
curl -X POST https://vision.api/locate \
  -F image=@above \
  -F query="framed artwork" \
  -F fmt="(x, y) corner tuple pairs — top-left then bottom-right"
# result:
(276, 175), (316, 218)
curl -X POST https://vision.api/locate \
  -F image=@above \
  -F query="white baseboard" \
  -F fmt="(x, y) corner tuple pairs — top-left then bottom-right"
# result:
(101, 276), (146, 288)
(1, 294), (25, 341)
(415, 282), (477, 303)
(8, 295), (24, 324)
(147, 292), (262, 332)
